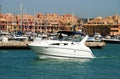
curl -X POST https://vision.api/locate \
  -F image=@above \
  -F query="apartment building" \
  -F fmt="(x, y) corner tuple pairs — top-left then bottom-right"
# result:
(83, 14), (120, 36)
(0, 13), (79, 33)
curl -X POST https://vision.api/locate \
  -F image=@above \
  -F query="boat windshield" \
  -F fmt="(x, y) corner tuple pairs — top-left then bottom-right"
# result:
(50, 31), (85, 42)
(62, 35), (83, 42)
(52, 34), (83, 42)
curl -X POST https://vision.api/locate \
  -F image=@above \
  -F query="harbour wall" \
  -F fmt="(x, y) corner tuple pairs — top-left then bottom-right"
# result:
(0, 41), (106, 49)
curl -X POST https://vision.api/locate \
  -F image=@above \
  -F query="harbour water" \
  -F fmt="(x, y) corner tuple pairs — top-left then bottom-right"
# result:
(0, 44), (120, 79)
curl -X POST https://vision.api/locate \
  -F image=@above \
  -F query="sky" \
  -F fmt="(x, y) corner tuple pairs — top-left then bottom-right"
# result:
(0, 0), (120, 18)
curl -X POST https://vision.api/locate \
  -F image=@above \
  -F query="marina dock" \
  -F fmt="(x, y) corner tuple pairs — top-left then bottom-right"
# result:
(0, 41), (106, 49)
(85, 41), (106, 48)
(0, 41), (30, 49)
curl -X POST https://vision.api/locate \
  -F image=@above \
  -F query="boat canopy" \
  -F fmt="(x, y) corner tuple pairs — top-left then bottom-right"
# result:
(57, 31), (86, 36)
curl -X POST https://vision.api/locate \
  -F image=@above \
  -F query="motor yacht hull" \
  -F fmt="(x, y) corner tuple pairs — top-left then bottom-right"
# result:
(28, 43), (94, 59)
(27, 31), (95, 59)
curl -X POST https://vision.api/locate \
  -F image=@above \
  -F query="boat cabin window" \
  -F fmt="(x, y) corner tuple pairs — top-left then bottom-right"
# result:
(50, 43), (68, 45)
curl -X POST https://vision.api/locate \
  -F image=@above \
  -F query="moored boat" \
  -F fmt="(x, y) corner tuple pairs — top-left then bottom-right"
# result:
(102, 35), (120, 44)
(102, 38), (120, 44)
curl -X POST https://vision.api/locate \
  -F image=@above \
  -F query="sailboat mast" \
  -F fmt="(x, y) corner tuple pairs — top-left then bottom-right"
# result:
(72, 13), (75, 31)
(33, 10), (36, 33)
(0, 0), (2, 18)
(20, 3), (23, 32)
(44, 12), (47, 33)
(0, 5), (1, 18)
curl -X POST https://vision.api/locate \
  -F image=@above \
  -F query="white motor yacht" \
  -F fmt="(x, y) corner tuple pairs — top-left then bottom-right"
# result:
(27, 31), (94, 59)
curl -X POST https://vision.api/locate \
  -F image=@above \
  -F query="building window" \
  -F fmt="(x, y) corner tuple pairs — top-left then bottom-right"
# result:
(111, 30), (118, 32)
(114, 26), (118, 28)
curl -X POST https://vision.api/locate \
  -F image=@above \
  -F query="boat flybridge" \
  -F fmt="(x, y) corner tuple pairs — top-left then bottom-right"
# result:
(27, 31), (94, 59)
